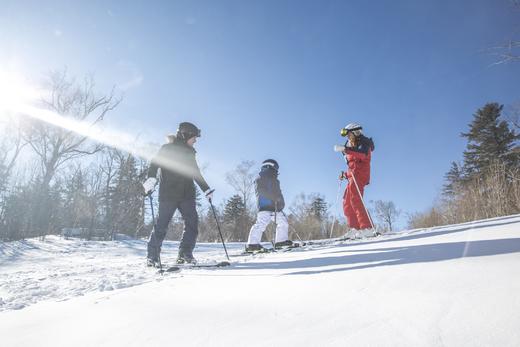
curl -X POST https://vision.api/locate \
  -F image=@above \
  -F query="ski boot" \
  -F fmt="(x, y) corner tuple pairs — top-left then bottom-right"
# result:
(340, 229), (356, 241)
(176, 253), (197, 265)
(146, 257), (160, 268)
(359, 228), (378, 238)
(244, 244), (269, 254)
(274, 239), (294, 249)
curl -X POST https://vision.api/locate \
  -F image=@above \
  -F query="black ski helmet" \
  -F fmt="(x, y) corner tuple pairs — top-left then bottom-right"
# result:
(177, 122), (201, 141)
(262, 159), (279, 171)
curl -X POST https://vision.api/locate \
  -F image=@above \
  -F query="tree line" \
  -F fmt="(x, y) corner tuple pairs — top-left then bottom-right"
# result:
(0, 70), (402, 242)
(409, 102), (520, 228)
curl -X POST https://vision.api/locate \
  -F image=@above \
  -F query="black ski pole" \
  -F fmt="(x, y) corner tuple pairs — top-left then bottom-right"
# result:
(148, 194), (163, 273)
(209, 198), (230, 261)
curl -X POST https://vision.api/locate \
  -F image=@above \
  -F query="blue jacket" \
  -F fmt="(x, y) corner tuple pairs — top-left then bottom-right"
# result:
(255, 167), (285, 212)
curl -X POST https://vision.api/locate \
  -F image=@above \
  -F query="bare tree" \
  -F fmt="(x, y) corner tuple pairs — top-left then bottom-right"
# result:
(488, 1), (520, 65)
(82, 163), (105, 240)
(21, 69), (121, 235)
(373, 200), (400, 231)
(288, 192), (329, 240)
(407, 207), (444, 229)
(0, 117), (27, 193)
(505, 102), (520, 131)
(23, 69), (121, 190)
(225, 160), (256, 211)
(99, 148), (121, 233)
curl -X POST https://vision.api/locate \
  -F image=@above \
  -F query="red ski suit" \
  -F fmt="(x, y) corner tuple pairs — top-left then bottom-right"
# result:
(342, 136), (374, 230)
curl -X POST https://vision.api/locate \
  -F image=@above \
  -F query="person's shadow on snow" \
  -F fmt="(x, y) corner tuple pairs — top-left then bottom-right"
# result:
(232, 215), (520, 275)
(233, 237), (520, 276)
(354, 215), (519, 248)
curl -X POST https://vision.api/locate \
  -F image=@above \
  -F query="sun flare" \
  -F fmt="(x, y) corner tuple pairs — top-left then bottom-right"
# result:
(0, 69), (40, 118)
(0, 69), (194, 177)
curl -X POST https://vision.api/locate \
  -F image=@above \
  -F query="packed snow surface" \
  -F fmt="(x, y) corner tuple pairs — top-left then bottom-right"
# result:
(1, 214), (520, 346)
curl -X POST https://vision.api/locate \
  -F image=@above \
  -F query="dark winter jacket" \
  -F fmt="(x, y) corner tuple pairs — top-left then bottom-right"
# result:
(344, 135), (375, 186)
(255, 167), (285, 212)
(148, 137), (209, 201)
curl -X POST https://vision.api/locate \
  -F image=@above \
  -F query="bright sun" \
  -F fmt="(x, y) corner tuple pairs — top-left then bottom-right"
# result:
(0, 69), (40, 118)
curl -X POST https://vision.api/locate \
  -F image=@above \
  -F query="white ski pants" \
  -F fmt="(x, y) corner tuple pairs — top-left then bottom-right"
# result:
(247, 211), (289, 245)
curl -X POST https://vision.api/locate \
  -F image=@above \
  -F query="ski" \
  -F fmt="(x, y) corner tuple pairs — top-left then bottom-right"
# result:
(235, 248), (275, 257)
(162, 261), (231, 273)
(274, 242), (306, 252)
(337, 230), (382, 241)
(233, 242), (307, 256)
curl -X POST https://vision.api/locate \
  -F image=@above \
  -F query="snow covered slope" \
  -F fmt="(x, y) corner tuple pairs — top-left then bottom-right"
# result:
(1, 214), (520, 346)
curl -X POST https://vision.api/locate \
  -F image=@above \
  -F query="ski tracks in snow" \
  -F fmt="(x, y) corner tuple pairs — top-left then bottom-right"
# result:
(0, 237), (166, 311)
(0, 236), (245, 311)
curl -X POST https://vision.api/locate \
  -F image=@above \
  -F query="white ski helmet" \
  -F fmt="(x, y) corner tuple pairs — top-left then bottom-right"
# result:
(341, 123), (363, 137)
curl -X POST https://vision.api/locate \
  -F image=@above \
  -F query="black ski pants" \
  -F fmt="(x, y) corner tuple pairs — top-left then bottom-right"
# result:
(147, 197), (198, 260)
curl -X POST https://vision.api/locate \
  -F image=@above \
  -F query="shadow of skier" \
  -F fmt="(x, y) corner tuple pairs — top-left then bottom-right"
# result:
(232, 238), (520, 276)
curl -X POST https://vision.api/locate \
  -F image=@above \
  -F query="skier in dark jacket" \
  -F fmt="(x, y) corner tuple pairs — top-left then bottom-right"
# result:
(245, 159), (292, 252)
(142, 122), (213, 265)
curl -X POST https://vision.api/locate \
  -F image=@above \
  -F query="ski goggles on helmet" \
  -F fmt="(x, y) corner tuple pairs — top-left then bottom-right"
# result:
(179, 129), (201, 141)
(340, 126), (362, 137)
(187, 129), (201, 138)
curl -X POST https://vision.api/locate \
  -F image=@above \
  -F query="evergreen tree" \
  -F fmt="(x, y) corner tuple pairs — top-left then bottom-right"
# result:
(200, 206), (220, 242)
(288, 193), (328, 239)
(1, 183), (35, 240)
(223, 194), (247, 241)
(110, 154), (145, 238)
(443, 162), (463, 198)
(0, 162), (7, 195)
(309, 195), (328, 222)
(461, 103), (519, 177)
(62, 168), (89, 229)
(195, 185), (202, 208)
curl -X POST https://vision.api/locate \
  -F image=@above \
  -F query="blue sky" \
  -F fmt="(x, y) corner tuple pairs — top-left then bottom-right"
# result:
(1, 0), (519, 226)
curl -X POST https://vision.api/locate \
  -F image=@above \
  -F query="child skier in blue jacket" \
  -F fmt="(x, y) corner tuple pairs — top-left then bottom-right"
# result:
(245, 159), (292, 252)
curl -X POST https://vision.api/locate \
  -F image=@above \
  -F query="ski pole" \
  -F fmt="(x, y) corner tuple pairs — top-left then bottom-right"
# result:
(349, 171), (375, 230)
(281, 211), (303, 242)
(209, 198), (230, 261)
(149, 194), (156, 228)
(271, 202), (278, 249)
(148, 194), (163, 273)
(328, 179), (344, 238)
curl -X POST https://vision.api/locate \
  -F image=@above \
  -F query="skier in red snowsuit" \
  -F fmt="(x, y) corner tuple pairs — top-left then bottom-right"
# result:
(339, 123), (375, 230)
